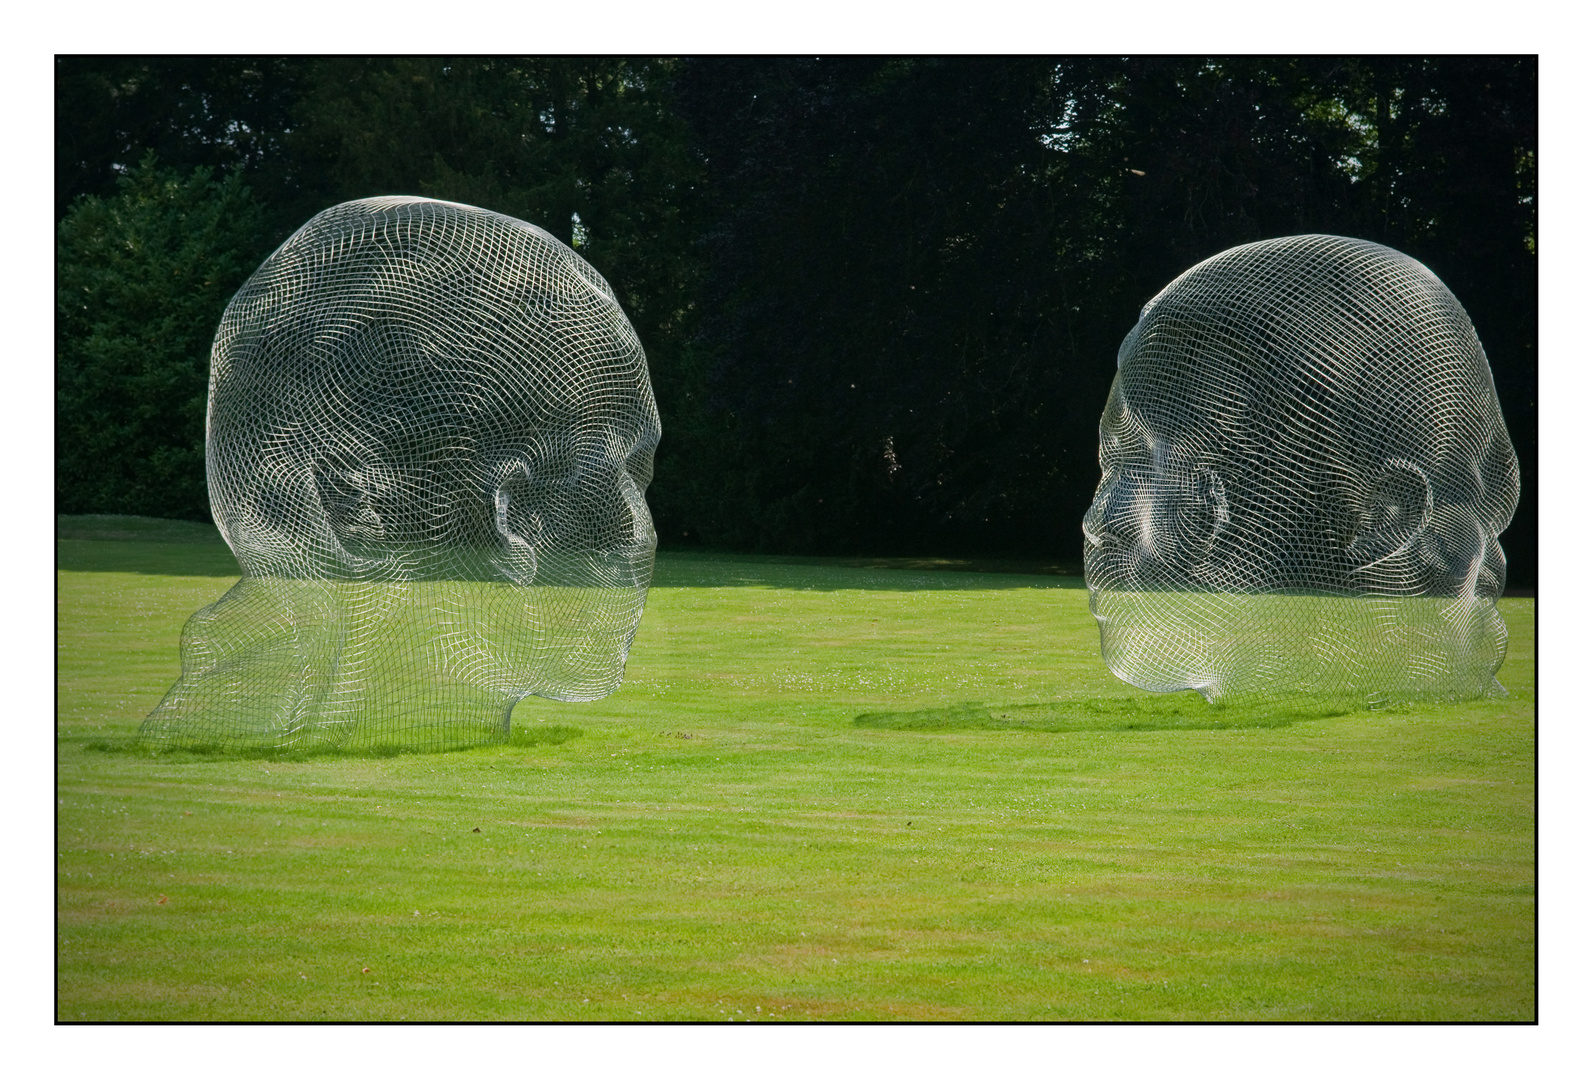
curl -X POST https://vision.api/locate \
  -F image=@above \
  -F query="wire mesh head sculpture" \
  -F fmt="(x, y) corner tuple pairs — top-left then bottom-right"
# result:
(1083, 235), (1518, 706)
(142, 197), (661, 752)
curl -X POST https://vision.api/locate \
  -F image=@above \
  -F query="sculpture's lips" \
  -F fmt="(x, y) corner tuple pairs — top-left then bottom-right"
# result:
(1082, 526), (1121, 551)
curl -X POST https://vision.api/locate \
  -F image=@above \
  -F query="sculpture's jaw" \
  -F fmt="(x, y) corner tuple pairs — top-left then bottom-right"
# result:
(141, 571), (651, 752)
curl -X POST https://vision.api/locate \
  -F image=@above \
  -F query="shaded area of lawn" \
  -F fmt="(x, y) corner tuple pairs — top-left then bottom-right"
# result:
(56, 515), (1079, 589)
(856, 696), (1351, 733)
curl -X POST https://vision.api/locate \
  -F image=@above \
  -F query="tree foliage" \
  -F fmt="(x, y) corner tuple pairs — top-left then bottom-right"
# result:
(56, 154), (269, 519)
(670, 56), (1536, 579)
(53, 56), (1536, 580)
(55, 57), (299, 223)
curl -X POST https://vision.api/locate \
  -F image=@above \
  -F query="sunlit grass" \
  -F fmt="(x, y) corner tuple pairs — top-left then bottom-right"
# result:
(56, 517), (1534, 1020)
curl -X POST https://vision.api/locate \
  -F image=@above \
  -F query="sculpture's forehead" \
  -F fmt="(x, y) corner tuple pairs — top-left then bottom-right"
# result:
(232, 199), (635, 353)
(280, 198), (612, 307)
(1120, 236), (1485, 403)
(1108, 237), (1515, 504)
(304, 196), (554, 250)
(1132, 235), (1464, 347)
(213, 197), (656, 443)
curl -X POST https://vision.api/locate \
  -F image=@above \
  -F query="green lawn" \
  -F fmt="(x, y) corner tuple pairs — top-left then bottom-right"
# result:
(56, 516), (1535, 1021)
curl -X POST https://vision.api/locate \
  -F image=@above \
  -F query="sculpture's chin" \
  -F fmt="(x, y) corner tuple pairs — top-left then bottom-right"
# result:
(1090, 586), (1510, 706)
(140, 572), (646, 752)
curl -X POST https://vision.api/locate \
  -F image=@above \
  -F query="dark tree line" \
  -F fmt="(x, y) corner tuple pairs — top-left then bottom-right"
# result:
(56, 56), (1537, 582)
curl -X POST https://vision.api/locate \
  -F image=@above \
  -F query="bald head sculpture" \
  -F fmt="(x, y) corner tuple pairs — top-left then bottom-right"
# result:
(143, 197), (660, 751)
(1083, 235), (1518, 705)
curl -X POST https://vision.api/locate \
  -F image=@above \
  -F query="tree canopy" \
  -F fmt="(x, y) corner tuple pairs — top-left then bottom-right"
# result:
(55, 56), (1536, 582)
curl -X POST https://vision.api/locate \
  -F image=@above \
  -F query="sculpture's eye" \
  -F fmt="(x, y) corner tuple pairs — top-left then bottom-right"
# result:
(1099, 388), (1153, 470)
(312, 460), (383, 542)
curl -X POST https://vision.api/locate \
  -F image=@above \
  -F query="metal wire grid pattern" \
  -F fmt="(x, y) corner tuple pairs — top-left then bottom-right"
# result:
(1083, 235), (1519, 706)
(143, 197), (661, 751)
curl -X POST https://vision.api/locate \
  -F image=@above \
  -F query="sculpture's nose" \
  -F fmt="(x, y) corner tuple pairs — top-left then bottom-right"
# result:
(1084, 467), (1147, 549)
(613, 469), (652, 548)
(1081, 499), (1114, 550)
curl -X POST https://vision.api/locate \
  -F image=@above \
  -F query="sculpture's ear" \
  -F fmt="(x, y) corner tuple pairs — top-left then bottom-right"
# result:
(489, 456), (541, 585)
(1348, 458), (1433, 568)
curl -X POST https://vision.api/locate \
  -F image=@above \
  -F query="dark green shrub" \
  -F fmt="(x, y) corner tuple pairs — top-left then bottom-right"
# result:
(56, 153), (270, 520)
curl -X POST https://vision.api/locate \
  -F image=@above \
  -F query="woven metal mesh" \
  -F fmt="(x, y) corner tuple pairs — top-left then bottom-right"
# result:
(1083, 235), (1519, 706)
(142, 197), (660, 752)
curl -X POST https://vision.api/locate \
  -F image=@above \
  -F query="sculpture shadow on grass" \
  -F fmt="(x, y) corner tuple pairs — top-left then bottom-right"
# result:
(80, 723), (583, 763)
(854, 696), (1352, 733)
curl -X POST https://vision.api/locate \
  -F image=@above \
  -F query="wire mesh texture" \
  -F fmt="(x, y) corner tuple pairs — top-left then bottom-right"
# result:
(142, 196), (661, 752)
(1082, 234), (1519, 707)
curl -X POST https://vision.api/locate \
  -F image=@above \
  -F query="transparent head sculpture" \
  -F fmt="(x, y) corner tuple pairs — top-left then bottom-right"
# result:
(1082, 234), (1519, 706)
(142, 196), (661, 752)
